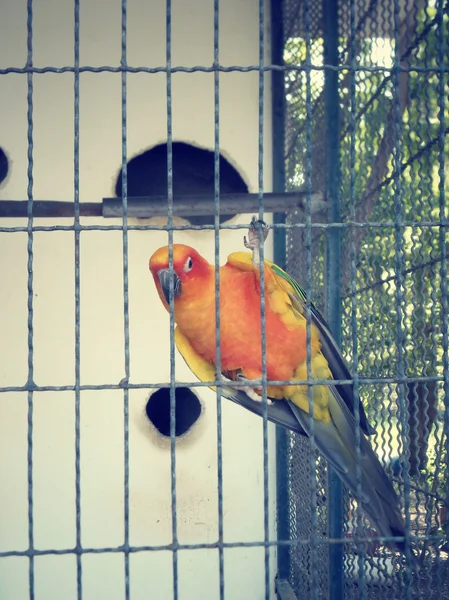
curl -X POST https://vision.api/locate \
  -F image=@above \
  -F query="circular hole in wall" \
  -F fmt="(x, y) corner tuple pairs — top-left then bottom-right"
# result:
(0, 147), (9, 185)
(145, 387), (202, 437)
(114, 141), (248, 226)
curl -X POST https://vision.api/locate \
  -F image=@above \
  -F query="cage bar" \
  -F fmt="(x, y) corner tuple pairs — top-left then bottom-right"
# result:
(0, 0), (448, 598)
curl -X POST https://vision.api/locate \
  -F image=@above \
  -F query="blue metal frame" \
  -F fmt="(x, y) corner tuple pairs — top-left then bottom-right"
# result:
(271, 0), (292, 592)
(323, 1), (344, 598)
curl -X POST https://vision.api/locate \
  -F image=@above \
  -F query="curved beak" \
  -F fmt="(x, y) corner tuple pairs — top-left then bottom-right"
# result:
(157, 268), (182, 304)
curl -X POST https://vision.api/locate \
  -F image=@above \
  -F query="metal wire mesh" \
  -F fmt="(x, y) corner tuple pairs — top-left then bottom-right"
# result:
(0, 0), (447, 598)
(281, 0), (448, 598)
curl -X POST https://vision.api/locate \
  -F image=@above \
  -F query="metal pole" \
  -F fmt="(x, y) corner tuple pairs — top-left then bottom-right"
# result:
(271, 0), (292, 592)
(323, 0), (344, 598)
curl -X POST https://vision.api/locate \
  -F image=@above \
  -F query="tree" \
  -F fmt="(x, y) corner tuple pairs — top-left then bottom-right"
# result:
(283, 4), (449, 528)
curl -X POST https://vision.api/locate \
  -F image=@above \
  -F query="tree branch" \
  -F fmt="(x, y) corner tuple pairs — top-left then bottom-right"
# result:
(342, 0), (427, 292)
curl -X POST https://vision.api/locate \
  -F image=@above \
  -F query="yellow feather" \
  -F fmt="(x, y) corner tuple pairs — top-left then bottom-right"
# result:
(227, 251), (301, 327)
(175, 327), (217, 389)
(288, 354), (333, 423)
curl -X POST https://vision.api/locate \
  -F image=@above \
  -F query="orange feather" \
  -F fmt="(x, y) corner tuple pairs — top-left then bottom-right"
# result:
(150, 244), (319, 389)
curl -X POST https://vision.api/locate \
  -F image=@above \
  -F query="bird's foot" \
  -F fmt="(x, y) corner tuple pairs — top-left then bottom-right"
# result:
(219, 371), (273, 404)
(235, 373), (273, 405)
(243, 216), (269, 268)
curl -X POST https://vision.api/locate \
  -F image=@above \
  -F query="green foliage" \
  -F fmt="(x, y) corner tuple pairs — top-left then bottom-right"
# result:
(427, 434), (448, 503)
(283, 6), (448, 503)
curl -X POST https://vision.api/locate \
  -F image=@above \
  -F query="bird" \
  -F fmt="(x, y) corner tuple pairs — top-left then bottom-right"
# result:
(149, 216), (409, 554)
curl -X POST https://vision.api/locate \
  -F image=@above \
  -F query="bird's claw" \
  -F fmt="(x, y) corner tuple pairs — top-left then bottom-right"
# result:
(243, 216), (269, 257)
(235, 374), (273, 405)
(219, 372), (273, 405)
(244, 216), (270, 269)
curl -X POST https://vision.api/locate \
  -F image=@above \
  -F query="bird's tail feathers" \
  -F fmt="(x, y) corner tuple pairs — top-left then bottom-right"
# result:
(288, 389), (412, 556)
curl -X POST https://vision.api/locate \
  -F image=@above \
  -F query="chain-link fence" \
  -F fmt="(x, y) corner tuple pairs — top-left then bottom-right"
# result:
(278, 0), (448, 597)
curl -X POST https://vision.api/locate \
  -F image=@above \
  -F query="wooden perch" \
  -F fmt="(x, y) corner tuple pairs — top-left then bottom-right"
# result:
(0, 192), (326, 219)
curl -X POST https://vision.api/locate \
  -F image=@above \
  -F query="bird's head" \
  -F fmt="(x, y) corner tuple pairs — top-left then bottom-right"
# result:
(149, 244), (212, 310)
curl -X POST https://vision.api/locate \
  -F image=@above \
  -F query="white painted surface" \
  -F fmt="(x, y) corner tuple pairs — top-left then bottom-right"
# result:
(0, 0), (277, 599)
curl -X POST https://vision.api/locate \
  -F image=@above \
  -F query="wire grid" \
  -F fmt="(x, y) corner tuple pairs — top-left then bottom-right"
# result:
(0, 1), (274, 600)
(0, 0), (447, 599)
(281, 0), (448, 598)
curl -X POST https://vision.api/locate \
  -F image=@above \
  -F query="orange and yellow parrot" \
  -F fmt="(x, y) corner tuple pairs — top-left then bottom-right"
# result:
(149, 217), (408, 553)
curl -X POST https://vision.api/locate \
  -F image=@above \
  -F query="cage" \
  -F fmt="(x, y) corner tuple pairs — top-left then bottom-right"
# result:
(0, 0), (448, 599)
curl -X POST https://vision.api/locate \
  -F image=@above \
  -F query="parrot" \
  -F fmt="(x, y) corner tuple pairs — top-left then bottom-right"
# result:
(149, 216), (409, 554)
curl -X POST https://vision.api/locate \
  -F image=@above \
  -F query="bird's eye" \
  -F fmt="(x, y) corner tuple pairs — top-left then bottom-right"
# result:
(183, 257), (193, 273)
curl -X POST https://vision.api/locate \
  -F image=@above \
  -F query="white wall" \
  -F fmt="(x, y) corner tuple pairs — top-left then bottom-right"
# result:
(0, 1), (278, 599)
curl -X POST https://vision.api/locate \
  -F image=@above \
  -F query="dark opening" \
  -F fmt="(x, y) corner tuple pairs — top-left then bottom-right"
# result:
(145, 387), (202, 437)
(0, 147), (9, 185)
(114, 141), (248, 226)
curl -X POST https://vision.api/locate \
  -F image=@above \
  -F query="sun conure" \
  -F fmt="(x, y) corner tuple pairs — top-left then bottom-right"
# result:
(149, 217), (409, 554)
